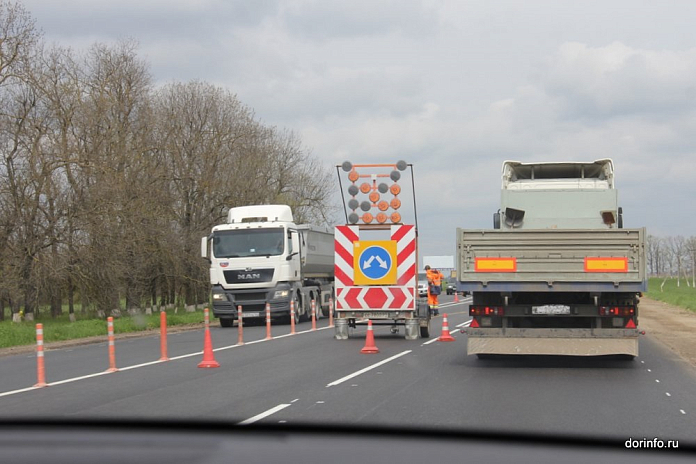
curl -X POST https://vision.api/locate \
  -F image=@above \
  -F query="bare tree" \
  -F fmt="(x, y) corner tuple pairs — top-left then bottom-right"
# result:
(0, 1), (39, 87)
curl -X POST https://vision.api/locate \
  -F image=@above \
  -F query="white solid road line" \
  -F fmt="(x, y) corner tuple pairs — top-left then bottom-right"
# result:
(238, 403), (292, 425)
(0, 323), (333, 399)
(0, 386), (38, 398)
(456, 320), (472, 328)
(326, 350), (412, 387)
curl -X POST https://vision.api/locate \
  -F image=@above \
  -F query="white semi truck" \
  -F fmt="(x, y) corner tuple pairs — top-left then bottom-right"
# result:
(201, 205), (334, 327)
(459, 159), (646, 357)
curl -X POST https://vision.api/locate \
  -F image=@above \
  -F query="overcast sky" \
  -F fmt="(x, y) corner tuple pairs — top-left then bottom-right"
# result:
(22, 0), (696, 260)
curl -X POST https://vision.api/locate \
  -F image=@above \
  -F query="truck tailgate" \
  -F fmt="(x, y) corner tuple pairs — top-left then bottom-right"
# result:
(457, 228), (646, 292)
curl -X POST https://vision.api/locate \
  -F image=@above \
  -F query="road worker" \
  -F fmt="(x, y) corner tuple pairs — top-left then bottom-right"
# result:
(425, 265), (444, 315)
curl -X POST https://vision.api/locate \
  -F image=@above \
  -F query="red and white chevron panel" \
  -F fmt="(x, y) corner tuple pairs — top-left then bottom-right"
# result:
(392, 224), (416, 287)
(334, 224), (416, 311)
(334, 225), (359, 287)
(336, 286), (414, 310)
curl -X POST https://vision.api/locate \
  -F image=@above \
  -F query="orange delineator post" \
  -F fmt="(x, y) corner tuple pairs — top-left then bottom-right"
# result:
(328, 297), (334, 328)
(438, 313), (456, 342)
(34, 323), (47, 388)
(237, 305), (244, 345)
(159, 310), (169, 361)
(106, 316), (118, 372)
(265, 302), (272, 340)
(290, 300), (296, 335)
(311, 300), (317, 331)
(360, 320), (380, 354)
(198, 308), (220, 368)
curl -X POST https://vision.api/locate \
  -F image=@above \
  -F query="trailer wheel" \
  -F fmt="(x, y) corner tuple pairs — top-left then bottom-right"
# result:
(420, 322), (430, 338)
(219, 318), (233, 328)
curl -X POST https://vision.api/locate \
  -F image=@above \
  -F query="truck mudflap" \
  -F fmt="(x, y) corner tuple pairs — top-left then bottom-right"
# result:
(466, 328), (639, 356)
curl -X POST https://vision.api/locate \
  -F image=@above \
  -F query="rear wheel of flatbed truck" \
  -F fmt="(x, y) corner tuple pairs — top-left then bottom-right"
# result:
(219, 318), (233, 328)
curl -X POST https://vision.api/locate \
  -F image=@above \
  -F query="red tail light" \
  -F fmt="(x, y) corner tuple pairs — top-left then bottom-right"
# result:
(599, 306), (635, 316)
(469, 305), (504, 316)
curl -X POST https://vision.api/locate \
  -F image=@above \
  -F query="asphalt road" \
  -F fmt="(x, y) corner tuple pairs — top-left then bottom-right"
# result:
(1, 294), (695, 444)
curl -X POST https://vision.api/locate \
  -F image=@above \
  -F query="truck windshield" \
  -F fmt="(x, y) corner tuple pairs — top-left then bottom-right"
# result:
(213, 228), (284, 258)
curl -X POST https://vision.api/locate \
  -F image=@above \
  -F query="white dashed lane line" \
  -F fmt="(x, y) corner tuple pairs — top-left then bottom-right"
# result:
(238, 403), (292, 425)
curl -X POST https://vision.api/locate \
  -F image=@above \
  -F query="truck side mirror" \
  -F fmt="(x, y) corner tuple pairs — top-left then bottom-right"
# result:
(201, 237), (210, 261)
(286, 252), (299, 261)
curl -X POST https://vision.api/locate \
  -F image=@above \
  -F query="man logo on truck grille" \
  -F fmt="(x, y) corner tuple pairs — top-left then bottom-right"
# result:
(238, 273), (261, 280)
(223, 268), (274, 284)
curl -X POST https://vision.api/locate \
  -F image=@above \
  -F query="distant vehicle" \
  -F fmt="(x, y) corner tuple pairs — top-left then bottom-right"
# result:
(446, 281), (457, 295)
(418, 282), (428, 297)
(202, 205), (334, 327)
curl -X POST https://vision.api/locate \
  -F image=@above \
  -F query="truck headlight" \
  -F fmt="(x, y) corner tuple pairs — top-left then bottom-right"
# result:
(213, 293), (224, 301)
(273, 290), (290, 299)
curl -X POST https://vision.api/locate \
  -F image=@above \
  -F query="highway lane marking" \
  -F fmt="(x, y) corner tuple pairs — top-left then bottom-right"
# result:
(326, 350), (412, 387)
(238, 403), (292, 425)
(0, 323), (334, 398)
(421, 319), (471, 345)
(0, 386), (38, 398)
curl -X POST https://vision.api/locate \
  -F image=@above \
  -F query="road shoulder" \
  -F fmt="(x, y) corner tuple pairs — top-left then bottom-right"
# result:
(639, 296), (696, 369)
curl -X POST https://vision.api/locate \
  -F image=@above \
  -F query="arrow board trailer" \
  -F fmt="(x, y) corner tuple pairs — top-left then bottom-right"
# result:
(333, 161), (430, 340)
(202, 205), (334, 327)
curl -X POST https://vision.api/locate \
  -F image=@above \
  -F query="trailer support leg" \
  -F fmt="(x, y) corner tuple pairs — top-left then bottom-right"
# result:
(334, 319), (349, 340)
(405, 319), (419, 340)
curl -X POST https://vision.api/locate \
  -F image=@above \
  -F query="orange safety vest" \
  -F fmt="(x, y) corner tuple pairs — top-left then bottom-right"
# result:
(427, 270), (443, 286)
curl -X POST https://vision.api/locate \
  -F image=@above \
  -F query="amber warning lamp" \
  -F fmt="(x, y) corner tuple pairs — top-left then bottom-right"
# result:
(339, 160), (408, 225)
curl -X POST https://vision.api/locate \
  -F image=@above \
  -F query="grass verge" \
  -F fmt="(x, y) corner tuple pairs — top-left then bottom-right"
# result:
(646, 277), (696, 312)
(0, 310), (204, 349)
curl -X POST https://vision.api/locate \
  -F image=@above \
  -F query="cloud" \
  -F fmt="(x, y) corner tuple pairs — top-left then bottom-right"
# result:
(540, 42), (696, 120)
(280, 0), (440, 41)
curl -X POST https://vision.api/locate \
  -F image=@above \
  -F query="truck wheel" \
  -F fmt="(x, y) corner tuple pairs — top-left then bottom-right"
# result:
(420, 322), (430, 338)
(297, 295), (309, 322)
(219, 318), (233, 328)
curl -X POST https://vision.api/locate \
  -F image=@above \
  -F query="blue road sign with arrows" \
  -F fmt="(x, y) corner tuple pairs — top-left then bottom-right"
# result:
(353, 240), (397, 285)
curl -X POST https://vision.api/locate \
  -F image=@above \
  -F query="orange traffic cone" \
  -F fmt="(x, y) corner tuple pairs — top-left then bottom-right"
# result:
(360, 320), (380, 354)
(454, 292), (459, 303)
(198, 327), (220, 368)
(438, 313), (455, 342)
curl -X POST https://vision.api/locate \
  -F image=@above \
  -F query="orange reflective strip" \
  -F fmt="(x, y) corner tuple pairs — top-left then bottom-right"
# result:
(474, 257), (517, 272)
(584, 257), (628, 272)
